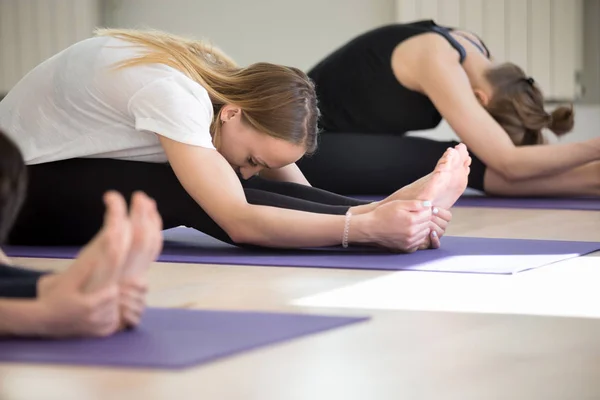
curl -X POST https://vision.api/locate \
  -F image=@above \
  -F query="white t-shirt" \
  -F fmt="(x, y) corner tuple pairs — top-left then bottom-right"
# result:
(0, 36), (216, 165)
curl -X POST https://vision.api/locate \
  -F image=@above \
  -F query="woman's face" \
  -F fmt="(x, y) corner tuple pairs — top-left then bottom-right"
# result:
(217, 105), (306, 179)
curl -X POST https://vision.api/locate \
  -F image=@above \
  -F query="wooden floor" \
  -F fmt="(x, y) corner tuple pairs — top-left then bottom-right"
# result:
(1, 207), (599, 400)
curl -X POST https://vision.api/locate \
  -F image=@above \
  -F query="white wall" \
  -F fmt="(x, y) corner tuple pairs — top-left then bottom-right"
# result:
(105, 0), (396, 70)
(395, 0), (584, 102)
(1, 0), (598, 142)
(582, 0), (600, 104)
(0, 0), (100, 94)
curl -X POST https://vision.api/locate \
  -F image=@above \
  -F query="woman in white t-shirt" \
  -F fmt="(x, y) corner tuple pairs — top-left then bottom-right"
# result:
(0, 28), (470, 253)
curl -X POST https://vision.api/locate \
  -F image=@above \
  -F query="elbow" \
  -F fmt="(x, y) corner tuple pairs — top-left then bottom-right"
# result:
(227, 227), (271, 247)
(497, 167), (531, 182)
(218, 204), (272, 246)
(220, 209), (263, 245)
(226, 227), (254, 245)
(492, 154), (530, 182)
(494, 166), (521, 182)
(222, 223), (254, 245)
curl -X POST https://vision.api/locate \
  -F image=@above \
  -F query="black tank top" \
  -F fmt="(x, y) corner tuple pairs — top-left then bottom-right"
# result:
(308, 20), (490, 133)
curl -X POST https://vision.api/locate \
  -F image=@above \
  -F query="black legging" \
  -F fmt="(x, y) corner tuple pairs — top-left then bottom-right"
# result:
(0, 264), (46, 298)
(7, 158), (368, 246)
(297, 133), (486, 195)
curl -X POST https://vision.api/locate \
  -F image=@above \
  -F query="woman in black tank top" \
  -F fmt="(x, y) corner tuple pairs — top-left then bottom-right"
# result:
(297, 20), (599, 198)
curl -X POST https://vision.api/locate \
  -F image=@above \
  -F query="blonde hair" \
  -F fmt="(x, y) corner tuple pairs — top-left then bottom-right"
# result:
(484, 63), (574, 146)
(95, 28), (318, 152)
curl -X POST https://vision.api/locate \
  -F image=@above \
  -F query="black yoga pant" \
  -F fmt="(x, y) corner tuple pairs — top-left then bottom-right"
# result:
(7, 158), (367, 246)
(0, 264), (46, 298)
(297, 133), (486, 195)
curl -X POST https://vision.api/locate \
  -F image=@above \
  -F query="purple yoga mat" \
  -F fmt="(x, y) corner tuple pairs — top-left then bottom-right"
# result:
(455, 195), (600, 210)
(0, 307), (368, 369)
(4, 228), (600, 274)
(354, 194), (600, 211)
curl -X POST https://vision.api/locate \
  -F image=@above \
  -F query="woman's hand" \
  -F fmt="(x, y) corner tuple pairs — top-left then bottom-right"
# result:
(35, 278), (120, 338)
(419, 206), (452, 250)
(430, 206), (452, 246)
(357, 200), (435, 253)
(119, 278), (148, 329)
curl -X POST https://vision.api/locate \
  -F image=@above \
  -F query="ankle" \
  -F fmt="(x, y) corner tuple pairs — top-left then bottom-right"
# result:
(349, 201), (379, 215)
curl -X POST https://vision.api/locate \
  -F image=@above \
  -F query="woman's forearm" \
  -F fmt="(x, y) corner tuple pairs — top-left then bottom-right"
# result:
(160, 139), (378, 247)
(232, 203), (374, 248)
(484, 160), (600, 196)
(501, 139), (600, 181)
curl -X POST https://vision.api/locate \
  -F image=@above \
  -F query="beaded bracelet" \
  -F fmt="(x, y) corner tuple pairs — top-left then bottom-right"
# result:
(342, 210), (352, 248)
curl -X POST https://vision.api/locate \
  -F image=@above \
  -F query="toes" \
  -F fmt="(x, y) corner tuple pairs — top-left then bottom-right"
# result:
(444, 148), (455, 160)
(128, 192), (147, 248)
(122, 192), (162, 279)
(464, 156), (472, 168)
(444, 148), (465, 170)
(454, 143), (467, 154)
(147, 198), (164, 257)
(103, 191), (128, 227)
(453, 143), (470, 164)
(105, 199), (133, 263)
(80, 192), (131, 292)
(446, 150), (459, 169)
(436, 149), (456, 172)
(137, 193), (163, 258)
(437, 147), (453, 162)
(101, 191), (131, 256)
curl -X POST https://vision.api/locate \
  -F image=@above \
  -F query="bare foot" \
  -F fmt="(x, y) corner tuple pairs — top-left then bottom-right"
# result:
(120, 191), (163, 282)
(119, 191), (163, 327)
(418, 144), (470, 209)
(381, 144), (471, 209)
(65, 191), (132, 293)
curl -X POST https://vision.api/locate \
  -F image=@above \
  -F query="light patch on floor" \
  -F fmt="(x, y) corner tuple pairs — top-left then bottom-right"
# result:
(294, 256), (600, 319)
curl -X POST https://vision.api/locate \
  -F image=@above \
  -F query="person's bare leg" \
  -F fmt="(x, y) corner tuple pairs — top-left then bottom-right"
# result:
(484, 160), (600, 197)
